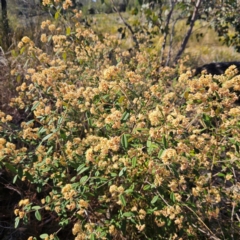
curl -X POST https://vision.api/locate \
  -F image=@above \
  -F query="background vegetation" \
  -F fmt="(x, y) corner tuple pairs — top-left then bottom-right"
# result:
(0, 0), (240, 239)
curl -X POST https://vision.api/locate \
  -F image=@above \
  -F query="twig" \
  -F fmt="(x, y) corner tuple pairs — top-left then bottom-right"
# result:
(110, 0), (139, 50)
(4, 183), (23, 197)
(165, 15), (180, 66)
(183, 203), (220, 239)
(160, 0), (176, 64)
(174, 0), (202, 64)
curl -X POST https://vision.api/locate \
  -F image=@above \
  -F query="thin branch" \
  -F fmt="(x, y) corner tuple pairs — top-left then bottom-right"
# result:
(174, 0), (202, 64)
(165, 15), (180, 66)
(183, 204), (220, 239)
(160, 0), (176, 64)
(110, 0), (139, 50)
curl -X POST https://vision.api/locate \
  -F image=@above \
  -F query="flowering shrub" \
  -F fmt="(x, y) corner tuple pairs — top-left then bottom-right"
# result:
(1, 1), (240, 239)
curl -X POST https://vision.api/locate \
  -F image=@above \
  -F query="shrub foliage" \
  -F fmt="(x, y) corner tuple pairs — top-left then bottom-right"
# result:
(0, 1), (240, 240)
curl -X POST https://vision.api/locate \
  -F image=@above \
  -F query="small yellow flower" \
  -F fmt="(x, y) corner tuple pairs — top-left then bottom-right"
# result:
(41, 34), (47, 43)
(72, 221), (82, 235)
(109, 185), (118, 193)
(18, 41), (24, 48)
(14, 209), (20, 216)
(79, 199), (89, 208)
(139, 209), (146, 219)
(19, 211), (25, 219)
(21, 36), (31, 44)
(109, 225), (117, 235)
(0, 138), (6, 145)
(155, 218), (165, 227)
(136, 224), (145, 232)
(55, 206), (61, 213)
(42, 0), (51, 6)
(48, 24), (56, 32)
(19, 199), (29, 207)
(226, 174), (233, 181)
(117, 186), (124, 193)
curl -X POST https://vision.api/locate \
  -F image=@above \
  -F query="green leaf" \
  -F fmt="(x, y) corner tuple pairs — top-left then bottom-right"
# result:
(48, 35), (52, 42)
(35, 210), (42, 221)
(46, 86), (52, 93)
(13, 175), (18, 184)
(31, 101), (40, 111)
(202, 113), (211, 127)
(62, 52), (67, 61)
(143, 185), (150, 190)
(18, 167), (23, 179)
(125, 189), (133, 194)
(80, 175), (88, 184)
(59, 219), (69, 227)
(158, 149), (164, 158)
(119, 194), (126, 206)
(38, 127), (46, 134)
(46, 146), (53, 155)
(42, 133), (54, 142)
(26, 119), (34, 125)
(32, 206), (41, 210)
(132, 157), (137, 167)
(40, 234), (49, 239)
(20, 46), (26, 54)
(37, 186), (42, 193)
(167, 219), (172, 226)
(170, 192), (175, 203)
(217, 173), (225, 177)
(121, 111), (130, 122)
(151, 195), (159, 204)
(162, 135), (168, 149)
(11, 49), (18, 57)
(66, 27), (71, 36)
(60, 129), (67, 140)
(77, 163), (86, 172)
(90, 234), (95, 240)
(121, 134), (128, 149)
(147, 140), (152, 148)
(46, 196), (51, 203)
(118, 95), (125, 103)
(71, 176), (76, 182)
(147, 140), (158, 154)
(16, 74), (21, 83)
(215, 91), (221, 100)
(5, 163), (17, 174)
(119, 167), (126, 177)
(58, 117), (63, 125)
(122, 212), (135, 217)
(55, 11), (60, 20)
(15, 217), (20, 228)
(78, 167), (89, 175)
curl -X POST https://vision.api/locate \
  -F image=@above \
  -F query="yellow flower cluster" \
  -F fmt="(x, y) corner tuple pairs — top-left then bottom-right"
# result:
(103, 66), (120, 80)
(148, 106), (162, 126)
(105, 109), (122, 129)
(18, 198), (30, 206)
(61, 184), (76, 200)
